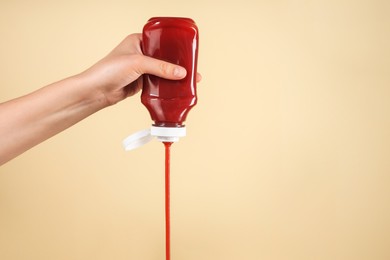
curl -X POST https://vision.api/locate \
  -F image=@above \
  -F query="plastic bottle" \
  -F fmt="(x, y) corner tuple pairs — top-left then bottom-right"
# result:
(123, 17), (199, 149)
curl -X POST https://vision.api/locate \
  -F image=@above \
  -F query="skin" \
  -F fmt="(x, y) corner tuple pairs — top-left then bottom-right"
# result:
(0, 33), (201, 165)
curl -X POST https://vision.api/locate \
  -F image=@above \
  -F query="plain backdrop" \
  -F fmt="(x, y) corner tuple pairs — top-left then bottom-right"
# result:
(1, 0), (390, 259)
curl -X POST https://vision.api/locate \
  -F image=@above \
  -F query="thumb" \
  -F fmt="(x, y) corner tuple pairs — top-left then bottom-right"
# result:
(139, 56), (187, 80)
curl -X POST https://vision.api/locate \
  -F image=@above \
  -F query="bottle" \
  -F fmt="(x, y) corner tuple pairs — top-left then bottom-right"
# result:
(123, 17), (199, 150)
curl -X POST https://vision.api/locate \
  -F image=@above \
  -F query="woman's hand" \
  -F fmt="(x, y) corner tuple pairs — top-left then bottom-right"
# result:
(81, 33), (201, 106)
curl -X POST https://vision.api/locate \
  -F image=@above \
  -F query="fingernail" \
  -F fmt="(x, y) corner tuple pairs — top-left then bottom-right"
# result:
(174, 67), (186, 78)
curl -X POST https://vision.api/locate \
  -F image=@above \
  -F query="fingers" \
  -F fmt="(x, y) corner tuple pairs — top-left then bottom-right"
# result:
(115, 34), (202, 83)
(139, 55), (187, 80)
(138, 56), (204, 83)
(113, 34), (143, 55)
(196, 73), (202, 83)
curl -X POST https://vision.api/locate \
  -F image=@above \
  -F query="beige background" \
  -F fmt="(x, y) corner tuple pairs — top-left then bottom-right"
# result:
(1, 0), (390, 259)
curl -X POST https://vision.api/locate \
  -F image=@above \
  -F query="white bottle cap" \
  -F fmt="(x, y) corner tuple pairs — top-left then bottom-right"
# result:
(151, 126), (186, 142)
(122, 126), (186, 151)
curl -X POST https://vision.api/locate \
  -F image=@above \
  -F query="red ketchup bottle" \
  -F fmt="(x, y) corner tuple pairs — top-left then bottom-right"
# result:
(141, 17), (199, 142)
(122, 17), (199, 149)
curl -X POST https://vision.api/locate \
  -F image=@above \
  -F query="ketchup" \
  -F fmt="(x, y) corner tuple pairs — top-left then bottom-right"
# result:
(141, 17), (199, 128)
(163, 141), (172, 260)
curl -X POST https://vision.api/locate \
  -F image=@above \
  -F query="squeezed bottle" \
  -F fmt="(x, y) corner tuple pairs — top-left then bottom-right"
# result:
(141, 17), (199, 142)
(122, 17), (199, 148)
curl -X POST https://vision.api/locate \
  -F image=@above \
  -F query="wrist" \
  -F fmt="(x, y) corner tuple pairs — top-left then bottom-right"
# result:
(71, 72), (110, 111)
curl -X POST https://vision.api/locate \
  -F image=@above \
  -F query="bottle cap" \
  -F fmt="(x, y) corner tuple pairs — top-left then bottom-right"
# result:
(122, 126), (186, 151)
(151, 126), (186, 142)
(122, 129), (153, 151)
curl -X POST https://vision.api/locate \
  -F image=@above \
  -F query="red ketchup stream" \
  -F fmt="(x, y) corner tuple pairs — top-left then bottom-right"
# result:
(164, 142), (172, 260)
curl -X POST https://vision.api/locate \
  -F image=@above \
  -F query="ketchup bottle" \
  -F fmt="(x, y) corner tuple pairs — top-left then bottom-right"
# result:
(123, 17), (199, 149)
(142, 17), (199, 142)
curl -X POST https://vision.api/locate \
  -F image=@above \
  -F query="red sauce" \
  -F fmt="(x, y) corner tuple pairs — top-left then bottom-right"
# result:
(163, 142), (172, 260)
(141, 17), (199, 127)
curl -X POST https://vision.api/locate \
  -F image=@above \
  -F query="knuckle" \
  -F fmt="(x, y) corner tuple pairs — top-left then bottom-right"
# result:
(126, 33), (141, 42)
(159, 62), (171, 75)
(131, 54), (145, 74)
(132, 53), (144, 63)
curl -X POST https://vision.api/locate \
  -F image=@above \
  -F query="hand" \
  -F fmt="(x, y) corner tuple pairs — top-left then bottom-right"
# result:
(80, 33), (202, 107)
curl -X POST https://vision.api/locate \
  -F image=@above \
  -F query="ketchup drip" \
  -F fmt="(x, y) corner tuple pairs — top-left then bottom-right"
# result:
(163, 142), (172, 260)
